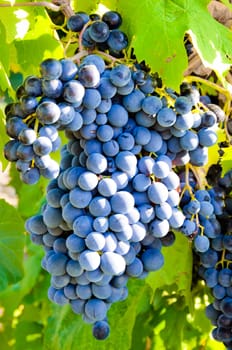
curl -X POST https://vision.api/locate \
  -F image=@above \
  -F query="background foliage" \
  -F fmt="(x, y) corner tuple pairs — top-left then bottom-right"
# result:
(0, 0), (231, 349)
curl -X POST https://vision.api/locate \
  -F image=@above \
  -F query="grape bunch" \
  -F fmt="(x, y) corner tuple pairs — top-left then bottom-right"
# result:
(188, 170), (232, 350)
(4, 8), (225, 343)
(67, 10), (128, 56)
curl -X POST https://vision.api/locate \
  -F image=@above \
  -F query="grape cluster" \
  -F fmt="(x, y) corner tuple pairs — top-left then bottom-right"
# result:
(185, 170), (232, 350)
(4, 8), (224, 342)
(67, 10), (128, 56)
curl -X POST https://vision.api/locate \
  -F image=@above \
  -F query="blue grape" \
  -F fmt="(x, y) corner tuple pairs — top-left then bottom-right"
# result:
(46, 188), (64, 208)
(100, 252), (126, 275)
(201, 111), (217, 127)
(97, 178), (117, 197)
(78, 64), (100, 88)
(122, 89), (145, 113)
(109, 213), (129, 232)
(174, 96), (192, 114)
(78, 171), (98, 191)
(89, 196), (111, 217)
(155, 202), (172, 220)
(126, 258), (143, 277)
(66, 234), (85, 253)
(143, 130), (163, 153)
(40, 58), (62, 80)
(76, 284), (92, 299)
(79, 250), (101, 271)
(198, 127), (217, 147)
(194, 235), (210, 252)
(46, 253), (68, 276)
(181, 219), (197, 236)
(85, 298), (107, 322)
(147, 182), (168, 204)
(51, 274), (70, 288)
(131, 222), (146, 242)
(135, 111), (156, 127)
(117, 78), (134, 95)
(20, 167), (40, 184)
(36, 101), (60, 124)
(174, 112), (194, 130)
(85, 232), (105, 251)
(107, 29), (128, 51)
(26, 214), (47, 235)
(92, 320), (110, 340)
(60, 59), (78, 81)
(24, 75), (42, 96)
(83, 89), (101, 110)
(141, 248), (164, 271)
(107, 103), (128, 127)
(138, 203), (155, 223)
(218, 269), (232, 288)
(117, 132), (135, 150)
(97, 124), (114, 142)
(82, 55), (105, 74)
(115, 150), (137, 177)
(132, 173), (151, 192)
(102, 232), (117, 252)
(149, 218), (169, 238)
(110, 64), (131, 87)
(42, 79), (63, 98)
(53, 289), (69, 305)
(67, 14), (85, 32)
(97, 78), (117, 99)
(132, 126), (151, 146)
(63, 80), (85, 105)
(157, 107), (176, 127)
(189, 146), (208, 166)
(18, 128), (37, 145)
(73, 215), (93, 237)
(179, 130), (199, 151)
(86, 153), (107, 174)
(88, 21), (110, 43)
(142, 95), (162, 115)
(93, 217), (109, 233)
(81, 28), (95, 48)
(102, 140), (119, 157)
(39, 125), (58, 142)
(69, 187), (92, 208)
(110, 191), (135, 214)
(63, 284), (77, 300)
(33, 136), (52, 156)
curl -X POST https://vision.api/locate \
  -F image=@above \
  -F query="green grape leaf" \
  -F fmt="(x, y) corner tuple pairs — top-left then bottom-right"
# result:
(72, 0), (99, 14)
(14, 8), (63, 76)
(0, 199), (25, 291)
(0, 241), (44, 316)
(146, 232), (193, 308)
(221, 145), (232, 176)
(0, 5), (33, 43)
(14, 321), (43, 350)
(101, 0), (232, 90)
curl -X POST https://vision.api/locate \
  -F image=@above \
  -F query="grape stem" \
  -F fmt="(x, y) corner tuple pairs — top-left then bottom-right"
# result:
(215, 249), (227, 268)
(179, 164), (195, 201)
(0, 1), (60, 11)
(78, 21), (92, 53)
(0, 0), (75, 18)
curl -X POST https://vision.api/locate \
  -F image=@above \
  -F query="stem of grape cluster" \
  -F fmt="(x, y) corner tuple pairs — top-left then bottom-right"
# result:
(0, 1), (60, 11)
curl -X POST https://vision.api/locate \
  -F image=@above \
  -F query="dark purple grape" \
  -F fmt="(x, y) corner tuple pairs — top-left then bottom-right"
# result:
(102, 11), (122, 29)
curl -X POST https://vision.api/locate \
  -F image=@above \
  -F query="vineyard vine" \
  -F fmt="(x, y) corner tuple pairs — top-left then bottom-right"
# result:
(0, 1), (232, 350)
